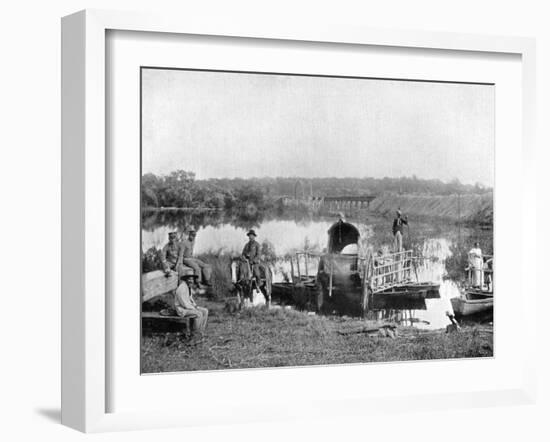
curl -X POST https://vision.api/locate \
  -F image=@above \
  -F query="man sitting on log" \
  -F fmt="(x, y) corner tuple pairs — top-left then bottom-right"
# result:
(180, 227), (212, 287)
(160, 231), (185, 279)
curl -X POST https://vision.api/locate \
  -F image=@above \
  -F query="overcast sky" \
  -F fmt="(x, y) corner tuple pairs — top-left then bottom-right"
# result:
(142, 69), (494, 186)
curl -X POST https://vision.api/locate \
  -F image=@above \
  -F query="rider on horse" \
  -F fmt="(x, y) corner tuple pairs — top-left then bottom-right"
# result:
(241, 229), (262, 283)
(233, 229), (272, 307)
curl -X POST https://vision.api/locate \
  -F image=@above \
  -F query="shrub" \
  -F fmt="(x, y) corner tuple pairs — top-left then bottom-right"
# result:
(142, 247), (162, 272)
(198, 253), (233, 301)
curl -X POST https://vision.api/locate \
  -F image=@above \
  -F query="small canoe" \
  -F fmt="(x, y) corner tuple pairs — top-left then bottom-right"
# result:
(451, 295), (493, 317)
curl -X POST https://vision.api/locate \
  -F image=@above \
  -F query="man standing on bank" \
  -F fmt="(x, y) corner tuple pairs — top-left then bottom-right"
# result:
(181, 227), (212, 287)
(392, 208), (409, 252)
(241, 229), (262, 282)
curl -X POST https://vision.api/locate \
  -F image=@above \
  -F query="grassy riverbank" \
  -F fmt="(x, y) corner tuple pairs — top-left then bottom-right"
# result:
(141, 300), (493, 373)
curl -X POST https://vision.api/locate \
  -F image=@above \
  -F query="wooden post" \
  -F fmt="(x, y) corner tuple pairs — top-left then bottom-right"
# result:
(328, 256), (333, 298)
(361, 283), (370, 318)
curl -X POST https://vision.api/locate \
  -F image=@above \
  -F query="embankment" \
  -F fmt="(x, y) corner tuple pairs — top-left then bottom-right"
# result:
(369, 192), (493, 224)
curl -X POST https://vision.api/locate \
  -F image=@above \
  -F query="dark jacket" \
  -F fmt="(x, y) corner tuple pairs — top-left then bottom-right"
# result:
(242, 240), (261, 264)
(392, 216), (408, 235)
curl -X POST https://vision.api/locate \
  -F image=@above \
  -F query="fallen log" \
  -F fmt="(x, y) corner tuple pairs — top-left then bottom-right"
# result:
(337, 324), (397, 336)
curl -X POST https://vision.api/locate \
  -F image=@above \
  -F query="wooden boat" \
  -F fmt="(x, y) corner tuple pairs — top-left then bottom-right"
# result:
(451, 254), (494, 317)
(279, 219), (439, 315)
(451, 292), (493, 317)
(465, 288), (493, 299)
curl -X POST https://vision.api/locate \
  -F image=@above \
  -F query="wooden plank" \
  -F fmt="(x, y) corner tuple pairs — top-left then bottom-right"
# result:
(142, 270), (178, 303)
(337, 323), (397, 336)
(377, 289), (428, 297)
(142, 311), (182, 321)
(141, 311), (198, 321)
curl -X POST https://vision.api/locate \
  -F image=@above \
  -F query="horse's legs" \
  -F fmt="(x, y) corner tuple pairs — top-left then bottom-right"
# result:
(265, 268), (273, 308)
(241, 282), (253, 307)
(260, 282), (271, 308)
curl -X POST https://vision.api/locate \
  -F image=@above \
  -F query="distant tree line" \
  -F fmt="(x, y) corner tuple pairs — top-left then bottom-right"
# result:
(141, 170), (491, 209)
(141, 170), (269, 210)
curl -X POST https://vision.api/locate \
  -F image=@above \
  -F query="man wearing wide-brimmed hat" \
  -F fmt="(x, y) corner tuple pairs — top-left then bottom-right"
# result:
(241, 229), (262, 282)
(180, 226), (212, 286)
(174, 278), (209, 339)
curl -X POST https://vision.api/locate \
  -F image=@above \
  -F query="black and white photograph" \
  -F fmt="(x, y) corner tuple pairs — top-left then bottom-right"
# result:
(140, 68), (494, 373)
(3, 0), (548, 439)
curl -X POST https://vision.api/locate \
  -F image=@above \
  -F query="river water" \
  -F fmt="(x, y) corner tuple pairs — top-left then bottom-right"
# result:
(142, 209), (493, 330)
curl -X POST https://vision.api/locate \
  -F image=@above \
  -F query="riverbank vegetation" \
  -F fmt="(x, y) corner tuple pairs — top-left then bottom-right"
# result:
(142, 170), (492, 213)
(141, 301), (493, 373)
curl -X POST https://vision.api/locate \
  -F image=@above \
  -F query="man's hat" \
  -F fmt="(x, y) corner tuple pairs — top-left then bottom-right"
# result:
(246, 229), (257, 237)
(168, 231), (178, 237)
(186, 226), (197, 234)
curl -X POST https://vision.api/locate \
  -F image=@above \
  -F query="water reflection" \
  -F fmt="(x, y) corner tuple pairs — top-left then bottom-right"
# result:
(142, 209), (492, 330)
(142, 217), (333, 255)
(405, 238), (460, 329)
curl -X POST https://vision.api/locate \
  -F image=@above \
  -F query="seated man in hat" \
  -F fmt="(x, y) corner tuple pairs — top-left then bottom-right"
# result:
(241, 229), (262, 283)
(173, 280), (208, 338)
(180, 227), (212, 287)
(160, 231), (184, 278)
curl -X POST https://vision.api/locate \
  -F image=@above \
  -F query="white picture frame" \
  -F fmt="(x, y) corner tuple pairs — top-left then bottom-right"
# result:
(61, 9), (537, 433)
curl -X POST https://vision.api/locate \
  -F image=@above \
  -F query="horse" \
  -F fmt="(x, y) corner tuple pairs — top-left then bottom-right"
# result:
(230, 258), (272, 308)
